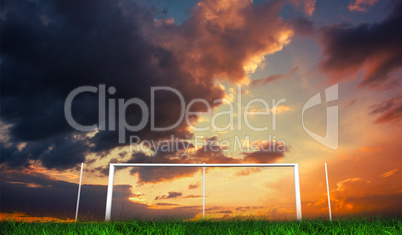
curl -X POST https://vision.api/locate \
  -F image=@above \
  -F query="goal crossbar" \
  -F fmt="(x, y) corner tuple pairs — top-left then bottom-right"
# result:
(105, 163), (302, 221)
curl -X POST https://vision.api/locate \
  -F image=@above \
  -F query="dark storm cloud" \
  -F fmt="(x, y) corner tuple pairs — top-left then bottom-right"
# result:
(1, 0), (295, 173)
(0, 0), (224, 169)
(319, 1), (402, 88)
(0, 142), (30, 168)
(0, 133), (89, 170)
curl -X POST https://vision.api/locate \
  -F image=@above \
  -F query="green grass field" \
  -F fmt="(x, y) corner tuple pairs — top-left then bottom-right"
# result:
(1, 218), (401, 235)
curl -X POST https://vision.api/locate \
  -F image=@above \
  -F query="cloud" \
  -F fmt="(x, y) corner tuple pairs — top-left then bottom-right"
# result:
(0, 133), (89, 170)
(236, 206), (264, 211)
(188, 182), (201, 189)
(94, 136), (285, 184)
(233, 168), (262, 176)
(126, 151), (200, 184)
(0, 0), (222, 167)
(250, 67), (299, 87)
(288, 16), (315, 37)
(0, 0), (295, 170)
(154, 192), (202, 200)
(127, 138), (241, 183)
(242, 150), (284, 164)
(380, 169), (398, 178)
(242, 141), (288, 163)
(271, 105), (291, 114)
(369, 96), (402, 124)
(192, 137), (241, 164)
(328, 176), (402, 216)
(0, 212), (72, 222)
(116, 137), (287, 183)
(145, 0), (294, 84)
(289, 0), (316, 16)
(155, 191), (183, 200)
(89, 137), (241, 184)
(348, 0), (379, 12)
(303, 0), (316, 16)
(155, 203), (180, 206)
(128, 191), (145, 198)
(319, 1), (402, 88)
(215, 210), (233, 214)
(183, 194), (203, 198)
(125, 140), (203, 183)
(304, 143), (402, 217)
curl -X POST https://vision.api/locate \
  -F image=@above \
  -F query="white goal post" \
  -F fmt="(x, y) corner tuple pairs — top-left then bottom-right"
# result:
(105, 163), (302, 221)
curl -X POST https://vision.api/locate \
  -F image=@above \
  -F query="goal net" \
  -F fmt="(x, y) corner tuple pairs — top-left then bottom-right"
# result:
(105, 163), (302, 221)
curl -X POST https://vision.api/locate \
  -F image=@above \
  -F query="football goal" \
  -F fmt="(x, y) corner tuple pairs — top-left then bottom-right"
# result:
(105, 163), (302, 221)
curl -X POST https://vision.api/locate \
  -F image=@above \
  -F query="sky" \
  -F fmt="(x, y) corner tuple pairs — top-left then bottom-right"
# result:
(1, 0), (401, 221)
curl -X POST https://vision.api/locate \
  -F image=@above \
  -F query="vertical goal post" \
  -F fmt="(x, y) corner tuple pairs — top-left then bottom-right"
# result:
(105, 163), (302, 221)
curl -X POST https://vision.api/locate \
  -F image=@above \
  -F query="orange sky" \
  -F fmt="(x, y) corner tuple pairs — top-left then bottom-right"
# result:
(1, 0), (401, 222)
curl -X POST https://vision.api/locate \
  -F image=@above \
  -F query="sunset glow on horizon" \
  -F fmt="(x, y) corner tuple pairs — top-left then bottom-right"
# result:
(1, 0), (401, 222)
